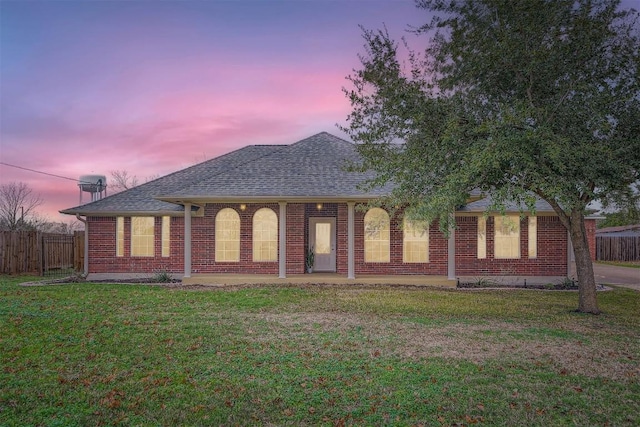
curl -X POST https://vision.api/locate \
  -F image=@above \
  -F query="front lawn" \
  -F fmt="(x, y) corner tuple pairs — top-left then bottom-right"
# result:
(1, 276), (638, 426)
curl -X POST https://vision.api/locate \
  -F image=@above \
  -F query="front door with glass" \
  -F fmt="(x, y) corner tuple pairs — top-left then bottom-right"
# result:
(309, 218), (336, 272)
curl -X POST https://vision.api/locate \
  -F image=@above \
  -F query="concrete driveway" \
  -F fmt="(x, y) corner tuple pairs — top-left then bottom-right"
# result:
(592, 263), (640, 291)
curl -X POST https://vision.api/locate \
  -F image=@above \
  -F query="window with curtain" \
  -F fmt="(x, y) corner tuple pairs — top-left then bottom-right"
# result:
(494, 215), (520, 259)
(528, 216), (537, 258)
(161, 216), (170, 257)
(216, 208), (240, 262)
(364, 208), (390, 263)
(131, 217), (154, 257)
(253, 208), (277, 262)
(403, 218), (429, 263)
(116, 217), (124, 257)
(477, 216), (487, 259)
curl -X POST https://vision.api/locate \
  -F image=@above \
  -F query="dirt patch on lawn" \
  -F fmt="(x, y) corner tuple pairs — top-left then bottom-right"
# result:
(256, 311), (639, 382)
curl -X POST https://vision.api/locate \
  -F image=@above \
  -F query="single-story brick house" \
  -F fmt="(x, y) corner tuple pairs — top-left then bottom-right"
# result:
(61, 132), (596, 282)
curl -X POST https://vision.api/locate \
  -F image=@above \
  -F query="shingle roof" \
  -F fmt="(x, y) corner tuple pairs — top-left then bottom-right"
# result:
(60, 131), (560, 217)
(160, 132), (390, 199)
(458, 197), (556, 213)
(61, 132), (389, 215)
(60, 144), (285, 215)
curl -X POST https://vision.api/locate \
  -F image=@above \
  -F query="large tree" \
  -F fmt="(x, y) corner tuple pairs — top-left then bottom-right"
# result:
(343, 0), (640, 314)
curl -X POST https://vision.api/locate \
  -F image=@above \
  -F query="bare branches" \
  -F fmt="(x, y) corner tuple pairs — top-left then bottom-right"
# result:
(0, 182), (44, 231)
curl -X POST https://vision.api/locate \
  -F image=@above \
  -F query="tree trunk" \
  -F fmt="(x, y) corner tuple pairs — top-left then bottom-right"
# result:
(569, 210), (600, 314)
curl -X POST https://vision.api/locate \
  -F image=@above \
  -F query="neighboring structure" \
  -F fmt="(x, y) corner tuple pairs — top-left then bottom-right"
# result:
(596, 224), (640, 261)
(61, 132), (596, 282)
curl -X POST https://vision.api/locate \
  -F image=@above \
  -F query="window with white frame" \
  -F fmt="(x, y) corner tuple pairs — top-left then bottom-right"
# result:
(253, 208), (277, 262)
(116, 217), (124, 257)
(161, 216), (170, 257)
(528, 216), (537, 258)
(216, 208), (240, 262)
(364, 208), (390, 263)
(403, 218), (429, 263)
(131, 217), (154, 257)
(494, 215), (520, 259)
(477, 216), (487, 259)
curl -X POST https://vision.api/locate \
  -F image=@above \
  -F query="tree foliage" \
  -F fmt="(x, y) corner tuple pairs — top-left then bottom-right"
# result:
(0, 182), (44, 231)
(343, 0), (640, 314)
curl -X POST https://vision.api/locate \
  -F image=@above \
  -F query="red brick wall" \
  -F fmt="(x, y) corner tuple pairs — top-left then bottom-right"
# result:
(87, 216), (182, 273)
(454, 215), (568, 276)
(353, 206), (449, 275)
(86, 205), (582, 277)
(191, 203), (280, 274)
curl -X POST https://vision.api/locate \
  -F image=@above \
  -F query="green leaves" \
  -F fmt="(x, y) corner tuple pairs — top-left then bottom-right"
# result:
(344, 0), (639, 220)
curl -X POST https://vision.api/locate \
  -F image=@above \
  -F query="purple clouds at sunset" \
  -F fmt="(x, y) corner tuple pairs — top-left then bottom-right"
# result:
(1, 0), (426, 222)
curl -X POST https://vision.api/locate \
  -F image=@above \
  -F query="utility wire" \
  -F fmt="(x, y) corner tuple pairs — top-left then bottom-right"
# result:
(0, 161), (94, 183)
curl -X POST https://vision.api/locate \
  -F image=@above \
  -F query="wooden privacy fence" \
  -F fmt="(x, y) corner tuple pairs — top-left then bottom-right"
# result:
(0, 231), (84, 276)
(596, 236), (640, 261)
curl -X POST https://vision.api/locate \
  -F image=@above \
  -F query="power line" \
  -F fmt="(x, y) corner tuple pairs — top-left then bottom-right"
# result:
(0, 161), (86, 183)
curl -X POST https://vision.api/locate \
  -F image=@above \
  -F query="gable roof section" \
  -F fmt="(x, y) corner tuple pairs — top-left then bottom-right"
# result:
(61, 132), (389, 216)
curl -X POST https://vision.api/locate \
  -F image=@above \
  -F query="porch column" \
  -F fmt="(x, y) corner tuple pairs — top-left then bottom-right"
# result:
(447, 215), (456, 280)
(567, 230), (573, 277)
(279, 201), (287, 279)
(184, 203), (192, 278)
(347, 201), (355, 279)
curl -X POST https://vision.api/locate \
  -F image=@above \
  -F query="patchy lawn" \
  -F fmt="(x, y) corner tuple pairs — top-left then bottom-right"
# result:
(1, 276), (638, 426)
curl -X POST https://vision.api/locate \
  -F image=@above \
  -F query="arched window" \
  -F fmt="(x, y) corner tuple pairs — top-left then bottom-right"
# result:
(253, 208), (278, 262)
(215, 208), (240, 262)
(403, 218), (429, 263)
(364, 208), (390, 263)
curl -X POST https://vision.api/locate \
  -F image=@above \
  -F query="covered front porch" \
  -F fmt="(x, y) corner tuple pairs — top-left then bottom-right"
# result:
(182, 273), (456, 288)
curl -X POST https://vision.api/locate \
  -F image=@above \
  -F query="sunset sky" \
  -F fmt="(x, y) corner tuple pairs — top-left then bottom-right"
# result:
(1, 0), (427, 223)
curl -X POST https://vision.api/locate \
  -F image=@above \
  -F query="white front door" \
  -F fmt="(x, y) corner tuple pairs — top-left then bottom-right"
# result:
(309, 218), (336, 272)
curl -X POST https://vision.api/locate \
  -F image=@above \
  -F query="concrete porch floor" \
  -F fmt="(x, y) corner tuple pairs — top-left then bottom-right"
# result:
(182, 273), (457, 288)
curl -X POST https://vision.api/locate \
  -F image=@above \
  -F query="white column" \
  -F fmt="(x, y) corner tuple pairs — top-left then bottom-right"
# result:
(347, 202), (355, 279)
(447, 215), (456, 280)
(184, 203), (192, 278)
(279, 202), (287, 279)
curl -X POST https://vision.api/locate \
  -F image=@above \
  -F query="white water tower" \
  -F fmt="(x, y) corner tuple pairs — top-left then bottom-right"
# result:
(78, 174), (107, 204)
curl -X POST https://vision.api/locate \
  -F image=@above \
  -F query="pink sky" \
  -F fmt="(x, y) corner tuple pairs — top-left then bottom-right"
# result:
(1, 0), (428, 223)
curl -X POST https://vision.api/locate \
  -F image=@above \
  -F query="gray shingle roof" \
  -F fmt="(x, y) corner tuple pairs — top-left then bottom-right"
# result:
(60, 131), (558, 217)
(160, 132), (390, 199)
(61, 132), (389, 215)
(61, 144), (285, 215)
(458, 197), (556, 213)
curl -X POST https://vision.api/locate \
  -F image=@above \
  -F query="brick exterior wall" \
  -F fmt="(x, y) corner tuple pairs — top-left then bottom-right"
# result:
(352, 205), (449, 275)
(86, 204), (588, 277)
(454, 215), (568, 276)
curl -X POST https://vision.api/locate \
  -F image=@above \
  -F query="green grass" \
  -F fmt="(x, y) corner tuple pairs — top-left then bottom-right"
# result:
(1, 276), (639, 426)
(597, 260), (640, 268)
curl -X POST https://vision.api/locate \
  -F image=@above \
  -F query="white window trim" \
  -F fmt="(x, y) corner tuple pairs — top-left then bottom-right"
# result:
(403, 218), (429, 263)
(494, 215), (521, 259)
(477, 216), (487, 259)
(364, 208), (390, 263)
(215, 208), (240, 262)
(253, 208), (278, 262)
